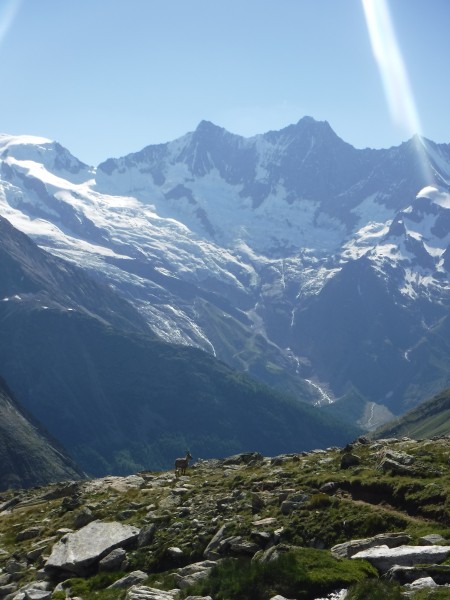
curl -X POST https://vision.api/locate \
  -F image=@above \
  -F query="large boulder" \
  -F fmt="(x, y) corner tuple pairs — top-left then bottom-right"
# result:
(385, 564), (450, 585)
(340, 453), (360, 469)
(379, 457), (416, 476)
(108, 571), (148, 589)
(352, 545), (450, 574)
(98, 548), (128, 572)
(331, 532), (411, 559)
(45, 520), (140, 577)
(13, 581), (52, 600)
(419, 534), (446, 546)
(126, 586), (178, 600)
(174, 560), (218, 589)
(203, 528), (260, 560)
(203, 524), (229, 560)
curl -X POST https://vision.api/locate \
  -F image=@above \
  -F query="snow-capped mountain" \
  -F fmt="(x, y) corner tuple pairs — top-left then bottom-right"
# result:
(94, 118), (403, 254)
(292, 184), (450, 424)
(1, 118), (450, 427)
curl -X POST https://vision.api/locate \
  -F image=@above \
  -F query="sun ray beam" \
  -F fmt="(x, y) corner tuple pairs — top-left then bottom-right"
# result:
(0, 0), (22, 47)
(361, 0), (434, 185)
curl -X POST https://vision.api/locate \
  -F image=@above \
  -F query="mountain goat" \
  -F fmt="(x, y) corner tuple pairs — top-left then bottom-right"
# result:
(175, 451), (193, 476)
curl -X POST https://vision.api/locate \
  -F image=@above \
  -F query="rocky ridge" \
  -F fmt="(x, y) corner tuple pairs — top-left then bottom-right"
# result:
(1, 437), (450, 599)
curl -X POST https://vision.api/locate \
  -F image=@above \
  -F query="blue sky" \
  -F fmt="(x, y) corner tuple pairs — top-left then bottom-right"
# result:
(0, 0), (448, 165)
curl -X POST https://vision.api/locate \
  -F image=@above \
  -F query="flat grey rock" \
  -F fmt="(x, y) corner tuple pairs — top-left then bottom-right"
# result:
(352, 544), (450, 574)
(126, 586), (178, 600)
(331, 532), (411, 559)
(45, 520), (140, 576)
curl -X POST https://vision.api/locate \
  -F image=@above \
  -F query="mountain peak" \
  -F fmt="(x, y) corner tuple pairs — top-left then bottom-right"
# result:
(195, 119), (221, 131)
(193, 117), (336, 142)
(261, 116), (343, 148)
(192, 120), (229, 141)
(0, 134), (91, 181)
(296, 115), (325, 127)
(293, 116), (339, 139)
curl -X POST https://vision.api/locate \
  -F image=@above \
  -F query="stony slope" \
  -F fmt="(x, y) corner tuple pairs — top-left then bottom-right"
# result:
(2, 437), (450, 599)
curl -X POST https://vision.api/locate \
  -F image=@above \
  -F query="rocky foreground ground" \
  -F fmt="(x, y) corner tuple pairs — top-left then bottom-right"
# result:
(2, 436), (450, 599)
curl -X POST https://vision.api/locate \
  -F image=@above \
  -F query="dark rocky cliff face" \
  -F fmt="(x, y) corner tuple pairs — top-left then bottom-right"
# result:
(0, 376), (84, 490)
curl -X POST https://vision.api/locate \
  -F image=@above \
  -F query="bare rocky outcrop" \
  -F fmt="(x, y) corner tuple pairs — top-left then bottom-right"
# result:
(203, 524), (228, 560)
(174, 560), (219, 589)
(203, 523), (262, 560)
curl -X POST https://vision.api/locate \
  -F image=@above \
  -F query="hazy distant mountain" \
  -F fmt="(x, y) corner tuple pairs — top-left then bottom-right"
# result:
(0, 376), (84, 490)
(371, 388), (450, 440)
(1, 120), (450, 431)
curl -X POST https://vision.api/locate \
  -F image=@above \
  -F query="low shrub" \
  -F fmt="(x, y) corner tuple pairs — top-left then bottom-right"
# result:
(308, 492), (333, 508)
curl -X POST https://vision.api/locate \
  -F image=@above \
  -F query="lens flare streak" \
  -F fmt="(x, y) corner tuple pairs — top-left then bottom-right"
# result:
(362, 0), (434, 185)
(0, 0), (22, 47)
(362, 0), (420, 136)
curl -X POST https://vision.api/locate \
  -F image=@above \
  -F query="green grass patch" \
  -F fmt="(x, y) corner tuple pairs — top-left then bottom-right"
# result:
(346, 579), (403, 599)
(58, 572), (128, 600)
(181, 547), (377, 600)
(411, 589), (450, 599)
